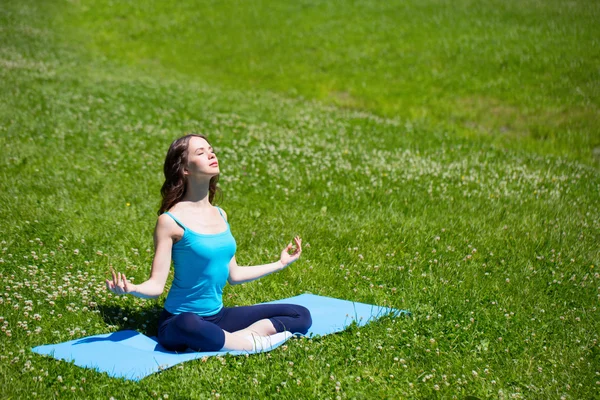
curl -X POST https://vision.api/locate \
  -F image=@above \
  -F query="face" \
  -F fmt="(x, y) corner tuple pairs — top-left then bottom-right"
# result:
(184, 136), (219, 178)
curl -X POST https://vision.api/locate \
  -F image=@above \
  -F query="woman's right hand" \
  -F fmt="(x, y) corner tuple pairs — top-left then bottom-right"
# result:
(105, 267), (137, 295)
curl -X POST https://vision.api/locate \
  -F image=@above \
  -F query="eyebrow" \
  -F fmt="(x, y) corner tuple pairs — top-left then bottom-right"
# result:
(194, 146), (213, 153)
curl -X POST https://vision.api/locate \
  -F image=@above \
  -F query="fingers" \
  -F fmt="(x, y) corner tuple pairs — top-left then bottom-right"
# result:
(294, 236), (302, 254)
(110, 267), (117, 285)
(283, 236), (302, 265)
(289, 236), (302, 255)
(105, 278), (121, 295)
(122, 275), (131, 292)
(107, 268), (128, 294)
(280, 236), (303, 268)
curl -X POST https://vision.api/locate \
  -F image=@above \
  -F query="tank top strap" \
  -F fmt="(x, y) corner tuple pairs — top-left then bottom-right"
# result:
(164, 211), (188, 230)
(215, 207), (228, 224)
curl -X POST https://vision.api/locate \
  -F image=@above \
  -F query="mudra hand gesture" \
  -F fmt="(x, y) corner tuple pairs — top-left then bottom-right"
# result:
(280, 236), (302, 268)
(105, 267), (137, 295)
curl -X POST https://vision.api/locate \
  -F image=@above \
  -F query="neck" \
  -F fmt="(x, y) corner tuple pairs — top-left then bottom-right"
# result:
(181, 178), (212, 207)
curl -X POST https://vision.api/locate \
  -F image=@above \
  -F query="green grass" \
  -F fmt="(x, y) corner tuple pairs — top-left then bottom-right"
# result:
(63, 0), (600, 164)
(1, 0), (599, 398)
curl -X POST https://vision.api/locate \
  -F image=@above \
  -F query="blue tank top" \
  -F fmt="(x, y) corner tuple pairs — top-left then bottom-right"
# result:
(162, 207), (236, 316)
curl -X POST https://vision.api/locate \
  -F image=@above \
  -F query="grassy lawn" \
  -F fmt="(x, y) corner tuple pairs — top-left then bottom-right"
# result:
(64, 0), (600, 164)
(1, 0), (599, 398)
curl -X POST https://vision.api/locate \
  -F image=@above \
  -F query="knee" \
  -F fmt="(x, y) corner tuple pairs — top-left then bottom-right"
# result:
(295, 305), (312, 335)
(174, 312), (202, 334)
(157, 314), (200, 352)
(167, 312), (224, 351)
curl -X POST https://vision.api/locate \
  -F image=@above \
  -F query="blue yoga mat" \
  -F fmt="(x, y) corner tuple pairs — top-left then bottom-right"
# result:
(32, 293), (409, 380)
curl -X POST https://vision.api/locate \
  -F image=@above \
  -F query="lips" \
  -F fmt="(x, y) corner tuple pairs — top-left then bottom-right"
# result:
(210, 162), (219, 167)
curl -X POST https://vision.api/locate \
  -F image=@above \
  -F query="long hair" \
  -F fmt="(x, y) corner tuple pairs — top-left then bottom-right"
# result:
(158, 133), (222, 215)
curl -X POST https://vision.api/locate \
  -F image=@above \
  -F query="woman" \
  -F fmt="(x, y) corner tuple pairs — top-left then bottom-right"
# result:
(105, 134), (312, 352)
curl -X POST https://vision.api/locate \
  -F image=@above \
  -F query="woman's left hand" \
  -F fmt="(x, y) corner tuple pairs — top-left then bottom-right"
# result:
(280, 236), (302, 268)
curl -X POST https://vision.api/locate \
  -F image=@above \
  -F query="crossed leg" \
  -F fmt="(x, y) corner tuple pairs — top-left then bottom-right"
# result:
(230, 319), (277, 338)
(222, 330), (256, 351)
(157, 304), (312, 352)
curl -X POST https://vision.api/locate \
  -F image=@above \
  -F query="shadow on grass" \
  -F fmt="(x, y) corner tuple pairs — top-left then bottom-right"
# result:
(94, 303), (163, 337)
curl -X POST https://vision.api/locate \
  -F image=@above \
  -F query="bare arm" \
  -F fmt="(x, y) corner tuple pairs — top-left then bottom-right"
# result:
(105, 214), (174, 299)
(227, 256), (284, 285)
(220, 207), (303, 285)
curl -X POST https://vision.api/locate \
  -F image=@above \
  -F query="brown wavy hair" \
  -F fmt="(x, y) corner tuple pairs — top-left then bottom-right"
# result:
(158, 133), (222, 215)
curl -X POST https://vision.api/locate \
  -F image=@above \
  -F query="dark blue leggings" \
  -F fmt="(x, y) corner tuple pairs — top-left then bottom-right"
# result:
(157, 303), (312, 352)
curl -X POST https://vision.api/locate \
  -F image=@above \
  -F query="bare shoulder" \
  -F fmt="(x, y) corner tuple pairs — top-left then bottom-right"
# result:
(157, 212), (176, 226)
(156, 213), (181, 236)
(216, 206), (228, 221)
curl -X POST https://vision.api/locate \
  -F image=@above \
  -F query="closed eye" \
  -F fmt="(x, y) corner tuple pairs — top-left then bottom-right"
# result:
(195, 146), (213, 156)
